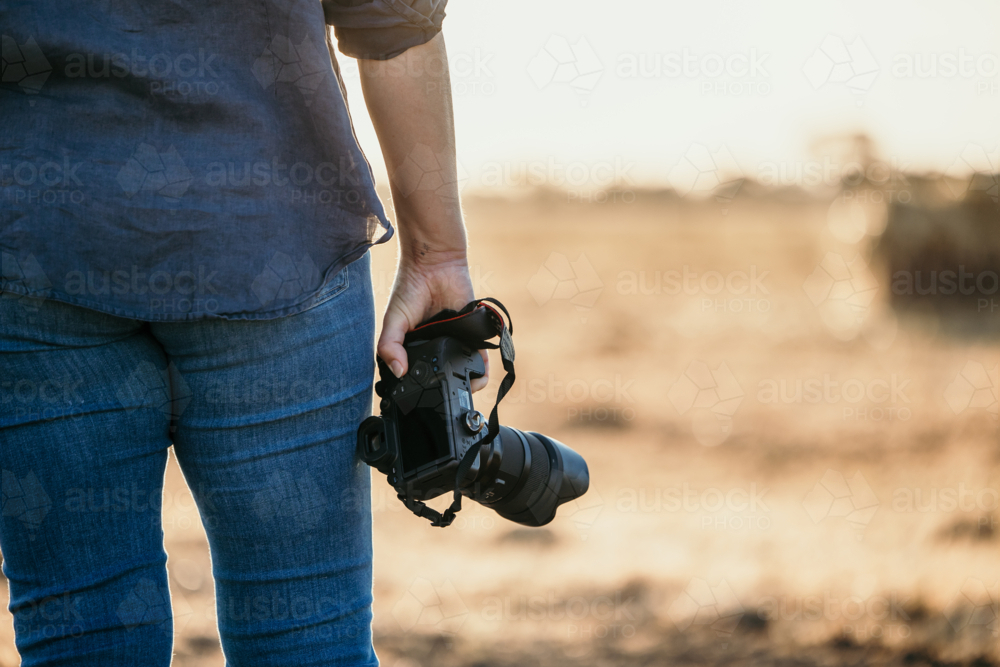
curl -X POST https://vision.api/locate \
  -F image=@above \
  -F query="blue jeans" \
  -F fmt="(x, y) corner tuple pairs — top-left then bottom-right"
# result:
(0, 254), (378, 666)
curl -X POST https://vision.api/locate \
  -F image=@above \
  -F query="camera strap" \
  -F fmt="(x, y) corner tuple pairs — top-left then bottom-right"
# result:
(391, 297), (516, 527)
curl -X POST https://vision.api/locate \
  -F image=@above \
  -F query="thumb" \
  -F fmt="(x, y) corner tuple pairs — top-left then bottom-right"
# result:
(377, 307), (411, 379)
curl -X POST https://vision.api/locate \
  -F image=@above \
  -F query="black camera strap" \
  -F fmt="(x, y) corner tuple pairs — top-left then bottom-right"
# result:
(393, 297), (516, 527)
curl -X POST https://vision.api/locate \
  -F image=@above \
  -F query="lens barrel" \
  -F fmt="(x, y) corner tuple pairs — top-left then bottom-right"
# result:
(468, 426), (589, 527)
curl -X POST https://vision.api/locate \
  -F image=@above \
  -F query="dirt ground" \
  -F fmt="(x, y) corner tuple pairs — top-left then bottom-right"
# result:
(1, 189), (998, 666)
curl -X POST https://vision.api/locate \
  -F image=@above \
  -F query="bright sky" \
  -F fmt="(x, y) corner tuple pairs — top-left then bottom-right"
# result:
(336, 0), (1000, 190)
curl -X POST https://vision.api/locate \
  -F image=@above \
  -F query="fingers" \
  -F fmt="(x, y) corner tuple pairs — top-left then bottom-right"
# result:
(381, 306), (491, 392)
(470, 349), (490, 393)
(377, 308), (411, 378)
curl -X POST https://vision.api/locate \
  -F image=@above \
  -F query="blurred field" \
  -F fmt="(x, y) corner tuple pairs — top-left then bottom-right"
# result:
(1, 188), (998, 666)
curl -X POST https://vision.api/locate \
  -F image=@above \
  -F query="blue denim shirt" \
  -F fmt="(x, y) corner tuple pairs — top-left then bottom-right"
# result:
(0, 0), (446, 321)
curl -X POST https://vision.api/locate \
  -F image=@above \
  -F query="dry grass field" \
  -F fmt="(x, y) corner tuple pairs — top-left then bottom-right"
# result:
(1, 188), (998, 665)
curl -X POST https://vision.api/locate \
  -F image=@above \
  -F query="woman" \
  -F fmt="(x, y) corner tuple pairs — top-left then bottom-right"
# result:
(0, 0), (484, 664)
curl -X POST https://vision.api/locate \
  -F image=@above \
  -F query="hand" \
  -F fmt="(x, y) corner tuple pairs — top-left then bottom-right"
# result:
(377, 256), (490, 393)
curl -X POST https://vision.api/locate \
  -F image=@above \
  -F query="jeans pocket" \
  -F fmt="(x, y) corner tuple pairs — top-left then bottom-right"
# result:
(305, 264), (351, 310)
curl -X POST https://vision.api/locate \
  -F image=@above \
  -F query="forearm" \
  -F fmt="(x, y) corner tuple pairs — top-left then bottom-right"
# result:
(357, 31), (486, 383)
(358, 32), (466, 267)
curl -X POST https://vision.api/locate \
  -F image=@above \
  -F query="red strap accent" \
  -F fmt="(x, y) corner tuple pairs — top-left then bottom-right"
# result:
(409, 303), (504, 334)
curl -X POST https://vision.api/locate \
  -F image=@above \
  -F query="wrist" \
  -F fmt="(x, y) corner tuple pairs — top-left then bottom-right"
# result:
(398, 244), (468, 272)
(395, 225), (468, 270)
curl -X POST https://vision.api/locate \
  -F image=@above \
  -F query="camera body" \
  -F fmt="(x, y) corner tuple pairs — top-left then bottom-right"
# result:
(357, 334), (589, 527)
(358, 336), (488, 501)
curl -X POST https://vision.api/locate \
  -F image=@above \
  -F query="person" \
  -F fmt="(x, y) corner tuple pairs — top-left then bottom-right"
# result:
(0, 0), (485, 664)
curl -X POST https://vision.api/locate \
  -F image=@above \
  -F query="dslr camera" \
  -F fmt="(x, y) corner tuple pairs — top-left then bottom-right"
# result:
(356, 299), (589, 527)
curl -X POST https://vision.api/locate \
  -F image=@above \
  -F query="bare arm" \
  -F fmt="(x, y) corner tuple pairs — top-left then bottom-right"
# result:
(359, 32), (489, 389)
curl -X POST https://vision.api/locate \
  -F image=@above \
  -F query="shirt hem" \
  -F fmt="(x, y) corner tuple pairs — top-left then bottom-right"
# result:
(0, 226), (393, 323)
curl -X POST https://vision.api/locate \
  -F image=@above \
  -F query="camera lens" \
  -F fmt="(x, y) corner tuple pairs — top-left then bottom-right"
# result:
(467, 426), (589, 527)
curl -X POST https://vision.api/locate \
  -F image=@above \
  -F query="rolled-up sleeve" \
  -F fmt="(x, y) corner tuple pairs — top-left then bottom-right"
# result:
(322, 0), (447, 60)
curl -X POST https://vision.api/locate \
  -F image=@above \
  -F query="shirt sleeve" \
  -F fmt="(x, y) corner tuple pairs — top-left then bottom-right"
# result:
(322, 0), (447, 60)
